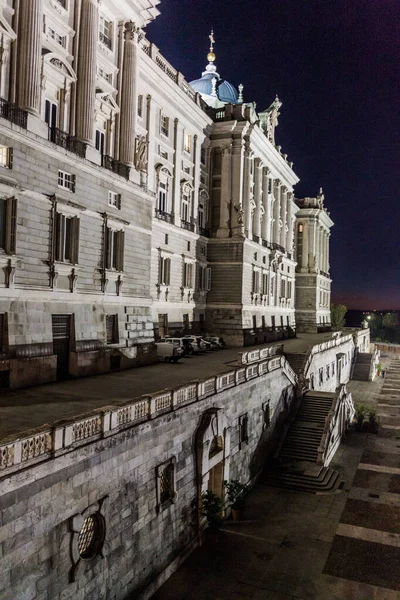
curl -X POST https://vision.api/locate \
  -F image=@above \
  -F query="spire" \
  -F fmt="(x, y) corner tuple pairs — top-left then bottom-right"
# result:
(238, 83), (244, 103)
(204, 28), (218, 75)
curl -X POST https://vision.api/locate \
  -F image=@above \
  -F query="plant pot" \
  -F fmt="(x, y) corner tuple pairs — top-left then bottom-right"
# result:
(232, 508), (244, 521)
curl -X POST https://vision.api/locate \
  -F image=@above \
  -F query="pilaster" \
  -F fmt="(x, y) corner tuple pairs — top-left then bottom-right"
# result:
(261, 168), (270, 241)
(253, 159), (263, 240)
(279, 186), (287, 248)
(217, 144), (232, 238)
(273, 179), (281, 244)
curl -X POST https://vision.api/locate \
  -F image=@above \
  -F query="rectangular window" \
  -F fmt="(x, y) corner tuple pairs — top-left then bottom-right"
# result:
(158, 146), (168, 160)
(106, 314), (119, 345)
(239, 413), (249, 448)
(137, 95), (143, 117)
(280, 279), (286, 298)
(160, 114), (169, 137)
(54, 212), (79, 263)
(95, 129), (105, 155)
(287, 280), (292, 299)
(326, 364), (330, 379)
(156, 459), (176, 512)
(262, 273), (268, 295)
(97, 67), (112, 84)
(45, 99), (58, 129)
(0, 198), (17, 254)
(319, 367), (324, 385)
(47, 27), (66, 47)
(108, 191), (121, 210)
(105, 227), (124, 271)
(183, 262), (193, 288)
(199, 266), (211, 291)
(0, 147), (12, 169)
(252, 270), (260, 294)
(99, 16), (112, 48)
(181, 194), (190, 222)
(158, 182), (167, 212)
(332, 362), (335, 375)
(58, 170), (75, 192)
(159, 256), (171, 285)
(183, 132), (191, 153)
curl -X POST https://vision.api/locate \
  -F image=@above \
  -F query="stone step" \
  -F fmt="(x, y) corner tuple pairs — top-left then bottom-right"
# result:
(263, 467), (342, 494)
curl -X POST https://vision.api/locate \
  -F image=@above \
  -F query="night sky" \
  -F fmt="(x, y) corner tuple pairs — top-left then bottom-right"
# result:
(147, 0), (400, 309)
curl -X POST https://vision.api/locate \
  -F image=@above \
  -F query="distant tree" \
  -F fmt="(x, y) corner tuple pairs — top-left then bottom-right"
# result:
(330, 303), (347, 330)
(382, 312), (399, 328)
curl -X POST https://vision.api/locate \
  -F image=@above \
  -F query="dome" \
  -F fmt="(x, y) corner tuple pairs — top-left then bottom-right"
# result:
(189, 72), (238, 104)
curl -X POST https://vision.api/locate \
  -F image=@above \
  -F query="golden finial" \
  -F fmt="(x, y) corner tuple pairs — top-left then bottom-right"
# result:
(207, 28), (216, 63)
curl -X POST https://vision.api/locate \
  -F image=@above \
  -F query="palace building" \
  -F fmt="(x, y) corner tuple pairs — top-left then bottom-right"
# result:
(0, 0), (331, 389)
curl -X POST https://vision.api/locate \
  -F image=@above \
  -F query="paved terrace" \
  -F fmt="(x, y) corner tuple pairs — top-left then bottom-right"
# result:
(149, 356), (400, 600)
(0, 333), (333, 443)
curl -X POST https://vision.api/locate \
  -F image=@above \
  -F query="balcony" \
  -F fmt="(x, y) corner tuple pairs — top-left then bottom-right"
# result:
(271, 242), (285, 253)
(49, 127), (86, 158)
(252, 234), (260, 244)
(0, 97), (27, 129)
(102, 155), (130, 179)
(155, 208), (174, 224)
(99, 32), (112, 50)
(181, 219), (195, 232)
(320, 270), (330, 278)
(262, 239), (273, 250)
(199, 227), (210, 238)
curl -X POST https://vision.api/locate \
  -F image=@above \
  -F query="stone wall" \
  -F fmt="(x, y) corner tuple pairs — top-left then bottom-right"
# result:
(0, 356), (296, 600)
(305, 334), (354, 392)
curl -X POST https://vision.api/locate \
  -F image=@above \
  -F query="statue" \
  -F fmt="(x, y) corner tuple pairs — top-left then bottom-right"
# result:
(234, 203), (244, 225)
(135, 135), (148, 172)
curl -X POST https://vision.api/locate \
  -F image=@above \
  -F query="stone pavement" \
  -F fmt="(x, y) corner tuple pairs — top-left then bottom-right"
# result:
(149, 360), (400, 600)
(0, 333), (331, 442)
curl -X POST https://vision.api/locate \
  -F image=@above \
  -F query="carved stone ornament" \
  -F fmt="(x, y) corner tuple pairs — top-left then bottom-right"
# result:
(234, 203), (244, 225)
(135, 135), (148, 172)
(124, 21), (140, 42)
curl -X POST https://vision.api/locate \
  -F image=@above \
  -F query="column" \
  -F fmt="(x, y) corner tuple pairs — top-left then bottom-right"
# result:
(287, 193), (294, 254)
(309, 218), (317, 272)
(242, 150), (253, 238)
(218, 145), (232, 237)
(318, 227), (324, 273)
(230, 138), (244, 237)
(301, 221), (309, 272)
(17, 0), (43, 114)
(273, 180), (281, 244)
(325, 232), (330, 273)
(75, 0), (98, 143)
(279, 186), (287, 248)
(192, 135), (199, 223)
(253, 159), (262, 240)
(119, 22), (139, 163)
(146, 95), (156, 191)
(172, 118), (182, 221)
(261, 168), (269, 241)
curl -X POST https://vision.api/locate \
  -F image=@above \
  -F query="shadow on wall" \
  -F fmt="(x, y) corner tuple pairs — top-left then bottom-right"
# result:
(248, 385), (294, 479)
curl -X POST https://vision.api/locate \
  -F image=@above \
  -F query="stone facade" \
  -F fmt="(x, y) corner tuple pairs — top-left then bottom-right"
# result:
(0, 354), (296, 600)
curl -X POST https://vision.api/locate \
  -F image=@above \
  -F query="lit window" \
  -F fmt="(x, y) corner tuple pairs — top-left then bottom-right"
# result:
(160, 114), (169, 137)
(58, 170), (75, 192)
(298, 223), (303, 233)
(108, 191), (121, 210)
(0, 147), (12, 169)
(184, 132), (191, 153)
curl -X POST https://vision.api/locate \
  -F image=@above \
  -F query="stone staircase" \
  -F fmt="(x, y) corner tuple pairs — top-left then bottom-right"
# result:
(264, 391), (342, 494)
(285, 352), (307, 375)
(352, 352), (372, 381)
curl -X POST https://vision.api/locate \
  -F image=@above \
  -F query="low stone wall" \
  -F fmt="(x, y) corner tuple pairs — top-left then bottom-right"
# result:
(375, 342), (400, 356)
(0, 355), (296, 600)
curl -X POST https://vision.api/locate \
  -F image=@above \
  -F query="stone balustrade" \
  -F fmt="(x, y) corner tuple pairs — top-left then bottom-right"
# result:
(240, 344), (283, 364)
(0, 352), (297, 478)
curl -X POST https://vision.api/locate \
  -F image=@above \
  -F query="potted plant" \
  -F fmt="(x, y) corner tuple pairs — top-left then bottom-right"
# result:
(354, 404), (367, 431)
(376, 363), (383, 377)
(201, 490), (223, 543)
(223, 479), (248, 521)
(368, 407), (379, 434)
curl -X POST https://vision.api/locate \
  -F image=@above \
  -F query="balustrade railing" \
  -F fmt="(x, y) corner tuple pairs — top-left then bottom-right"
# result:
(49, 127), (87, 158)
(0, 97), (28, 128)
(0, 350), (296, 478)
(181, 219), (195, 232)
(102, 155), (130, 179)
(198, 227), (210, 238)
(252, 234), (260, 243)
(155, 208), (174, 224)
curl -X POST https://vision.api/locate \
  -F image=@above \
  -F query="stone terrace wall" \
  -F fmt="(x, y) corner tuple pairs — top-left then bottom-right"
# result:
(0, 356), (296, 600)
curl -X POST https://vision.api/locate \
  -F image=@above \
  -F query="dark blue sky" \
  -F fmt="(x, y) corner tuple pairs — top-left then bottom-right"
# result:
(147, 0), (400, 309)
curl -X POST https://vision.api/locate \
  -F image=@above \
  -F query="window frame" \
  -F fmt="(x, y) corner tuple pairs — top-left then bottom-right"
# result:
(159, 255), (171, 286)
(108, 191), (121, 210)
(58, 170), (76, 193)
(156, 457), (177, 513)
(0, 147), (12, 170)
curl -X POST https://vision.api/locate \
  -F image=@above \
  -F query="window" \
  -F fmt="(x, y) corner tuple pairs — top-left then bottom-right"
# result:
(58, 170), (75, 192)
(298, 223), (303, 233)
(262, 273), (268, 295)
(97, 67), (112, 84)
(319, 367), (324, 385)
(201, 147), (206, 164)
(47, 27), (66, 47)
(198, 266), (211, 291)
(252, 270), (260, 294)
(108, 191), (121, 210)
(0, 147), (12, 169)
(95, 129), (105, 155)
(254, 252), (258, 261)
(198, 199), (207, 229)
(332, 362), (335, 375)
(159, 146), (168, 160)
(187, 241), (191, 252)
(160, 114), (169, 137)
(200, 245), (206, 256)
(106, 314), (118, 345)
(239, 414), (249, 448)
(287, 281), (292, 299)
(326, 365), (330, 379)
(77, 513), (105, 560)
(0, 198), (17, 254)
(54, 212), (79, 263)
(183, 262), (193, 288)
(183, 132), (191, 153)
(159, 256), (171, 285)
(99, 16), (112, 48)
(105, 227), (124, 271)
(262, 315), (266, 329)
(164, 233), (168, 245)
(280, 279), (286, 298)
(156, 459), (176, 512)
(158, 182), (167, 212)
(138, 95), (143, 118)
(45, 99), (58, 129)
(181, 192), (190, 222)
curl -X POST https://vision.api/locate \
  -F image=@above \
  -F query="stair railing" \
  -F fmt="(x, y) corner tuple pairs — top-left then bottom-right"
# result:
(317, 384), (355, 466)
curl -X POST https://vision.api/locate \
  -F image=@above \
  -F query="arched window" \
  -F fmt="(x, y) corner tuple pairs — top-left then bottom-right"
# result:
(155, 165), (172, 219)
